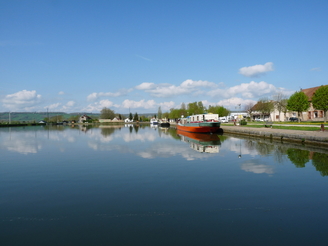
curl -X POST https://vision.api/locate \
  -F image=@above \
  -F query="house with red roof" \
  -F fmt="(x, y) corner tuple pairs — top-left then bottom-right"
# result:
(301, 86), (326, 121)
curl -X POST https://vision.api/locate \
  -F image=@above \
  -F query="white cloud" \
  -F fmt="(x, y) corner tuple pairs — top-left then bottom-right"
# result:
(98, 100), (116, 108)
(239, 62), (274, 77)
(311, 67), (321, 71)
(87, 89), (133, 101)
(135, 82), (155, 90)
(47, 103), (61, 110)
(82, 98), (171, 113)
(121, 99), (157, 109)
(200, 100), (213, 108)
(87, 93), (98, 101)
(66, 101), (75, 107)
(2, 90), (42, 111)
(135, 79), (218, 98)
(148, 84), (188, 97)
(217, 98), (257, 109)
(208, 81), (281, 99)
(58, 91), (65, 95)
(158, 101), (176, 111)
(202, 98), (257, 110)
(180, 79), (217, 88)
(83, 100), (119, 112)
(60, 101), (76, 111)
(44, 101), (76, 112)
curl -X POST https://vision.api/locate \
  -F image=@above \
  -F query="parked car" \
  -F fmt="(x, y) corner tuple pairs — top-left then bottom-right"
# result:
(255, 118), (264, 121)
(289, 117), (301, 122)
(219, 117), (228, 123)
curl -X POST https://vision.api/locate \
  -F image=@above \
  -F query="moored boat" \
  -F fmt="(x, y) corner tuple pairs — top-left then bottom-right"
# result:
(176, 113), (221, 133)
(159, 120), (170, 127)
(150, 118), (159, 125)
(159, 122), (170, 127)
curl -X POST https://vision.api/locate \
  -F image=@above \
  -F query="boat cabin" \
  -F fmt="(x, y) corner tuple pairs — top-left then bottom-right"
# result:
(184, 113), (219, 123)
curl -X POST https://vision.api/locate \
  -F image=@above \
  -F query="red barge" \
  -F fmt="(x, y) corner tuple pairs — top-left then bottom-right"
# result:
(176, 113), (221, 133)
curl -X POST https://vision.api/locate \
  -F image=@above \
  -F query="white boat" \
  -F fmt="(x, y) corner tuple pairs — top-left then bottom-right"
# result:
(150, 118), (159, 125)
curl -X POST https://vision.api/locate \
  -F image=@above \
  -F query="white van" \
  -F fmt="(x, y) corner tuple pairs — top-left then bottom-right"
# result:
(220, 117), (228, 123)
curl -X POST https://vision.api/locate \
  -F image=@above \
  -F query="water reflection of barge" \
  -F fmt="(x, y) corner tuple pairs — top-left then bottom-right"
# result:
(177, 130), (221, 153)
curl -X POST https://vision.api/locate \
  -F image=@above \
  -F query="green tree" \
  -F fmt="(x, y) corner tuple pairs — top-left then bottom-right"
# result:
(133, 112), (139, 121)
(162, 112), (169, 120)
(169, 108), (181, 119)
(180, 103), (187, 117)
(68, 115), (79, 122)
(187, 101), (205, 115)
(197, 101), (205, 113)
(56, 115), (63, 122)
(129, 112), (133, 120)
(158, 106), (162, 119)
(312, 85), (328, 123)
(100, 107), (115, 119)
(254, 98), (274, 120)
(208, 105), (230, 116)
(287, 91), (309, 123)
(49, 115), (63, 123)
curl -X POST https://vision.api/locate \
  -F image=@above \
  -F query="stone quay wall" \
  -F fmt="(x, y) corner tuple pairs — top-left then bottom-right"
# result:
(221, 126), (328, 147)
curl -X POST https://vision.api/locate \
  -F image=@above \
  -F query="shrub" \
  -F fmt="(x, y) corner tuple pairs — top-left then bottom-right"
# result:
(240, 119), (247, 125)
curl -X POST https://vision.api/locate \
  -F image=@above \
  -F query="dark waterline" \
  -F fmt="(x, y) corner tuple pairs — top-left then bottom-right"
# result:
(1, 125), (328, 246)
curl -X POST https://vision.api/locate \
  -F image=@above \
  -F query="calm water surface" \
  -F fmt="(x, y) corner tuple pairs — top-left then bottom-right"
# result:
(1, 125), (328, 246)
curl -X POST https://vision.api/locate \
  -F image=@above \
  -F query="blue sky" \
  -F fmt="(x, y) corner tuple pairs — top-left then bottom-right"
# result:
(1, 0), (327, 114)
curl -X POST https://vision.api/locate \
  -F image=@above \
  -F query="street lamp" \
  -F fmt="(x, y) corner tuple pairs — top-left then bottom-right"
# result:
(235, 104), (242, 121)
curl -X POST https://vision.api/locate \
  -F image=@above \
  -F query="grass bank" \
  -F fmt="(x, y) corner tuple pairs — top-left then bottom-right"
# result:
(221, 122), (326, 131)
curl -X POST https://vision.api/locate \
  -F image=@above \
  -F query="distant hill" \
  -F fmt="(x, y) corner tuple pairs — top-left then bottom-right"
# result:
(0, 112), (100, 123)
(0, 112), (156, 123)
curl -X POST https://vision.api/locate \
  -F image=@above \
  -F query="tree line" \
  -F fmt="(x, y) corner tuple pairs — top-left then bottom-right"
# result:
(100, 101), (231, 121)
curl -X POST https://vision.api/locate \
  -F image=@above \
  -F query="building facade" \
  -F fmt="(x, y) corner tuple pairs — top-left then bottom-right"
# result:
(301, 86), (325, 121)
